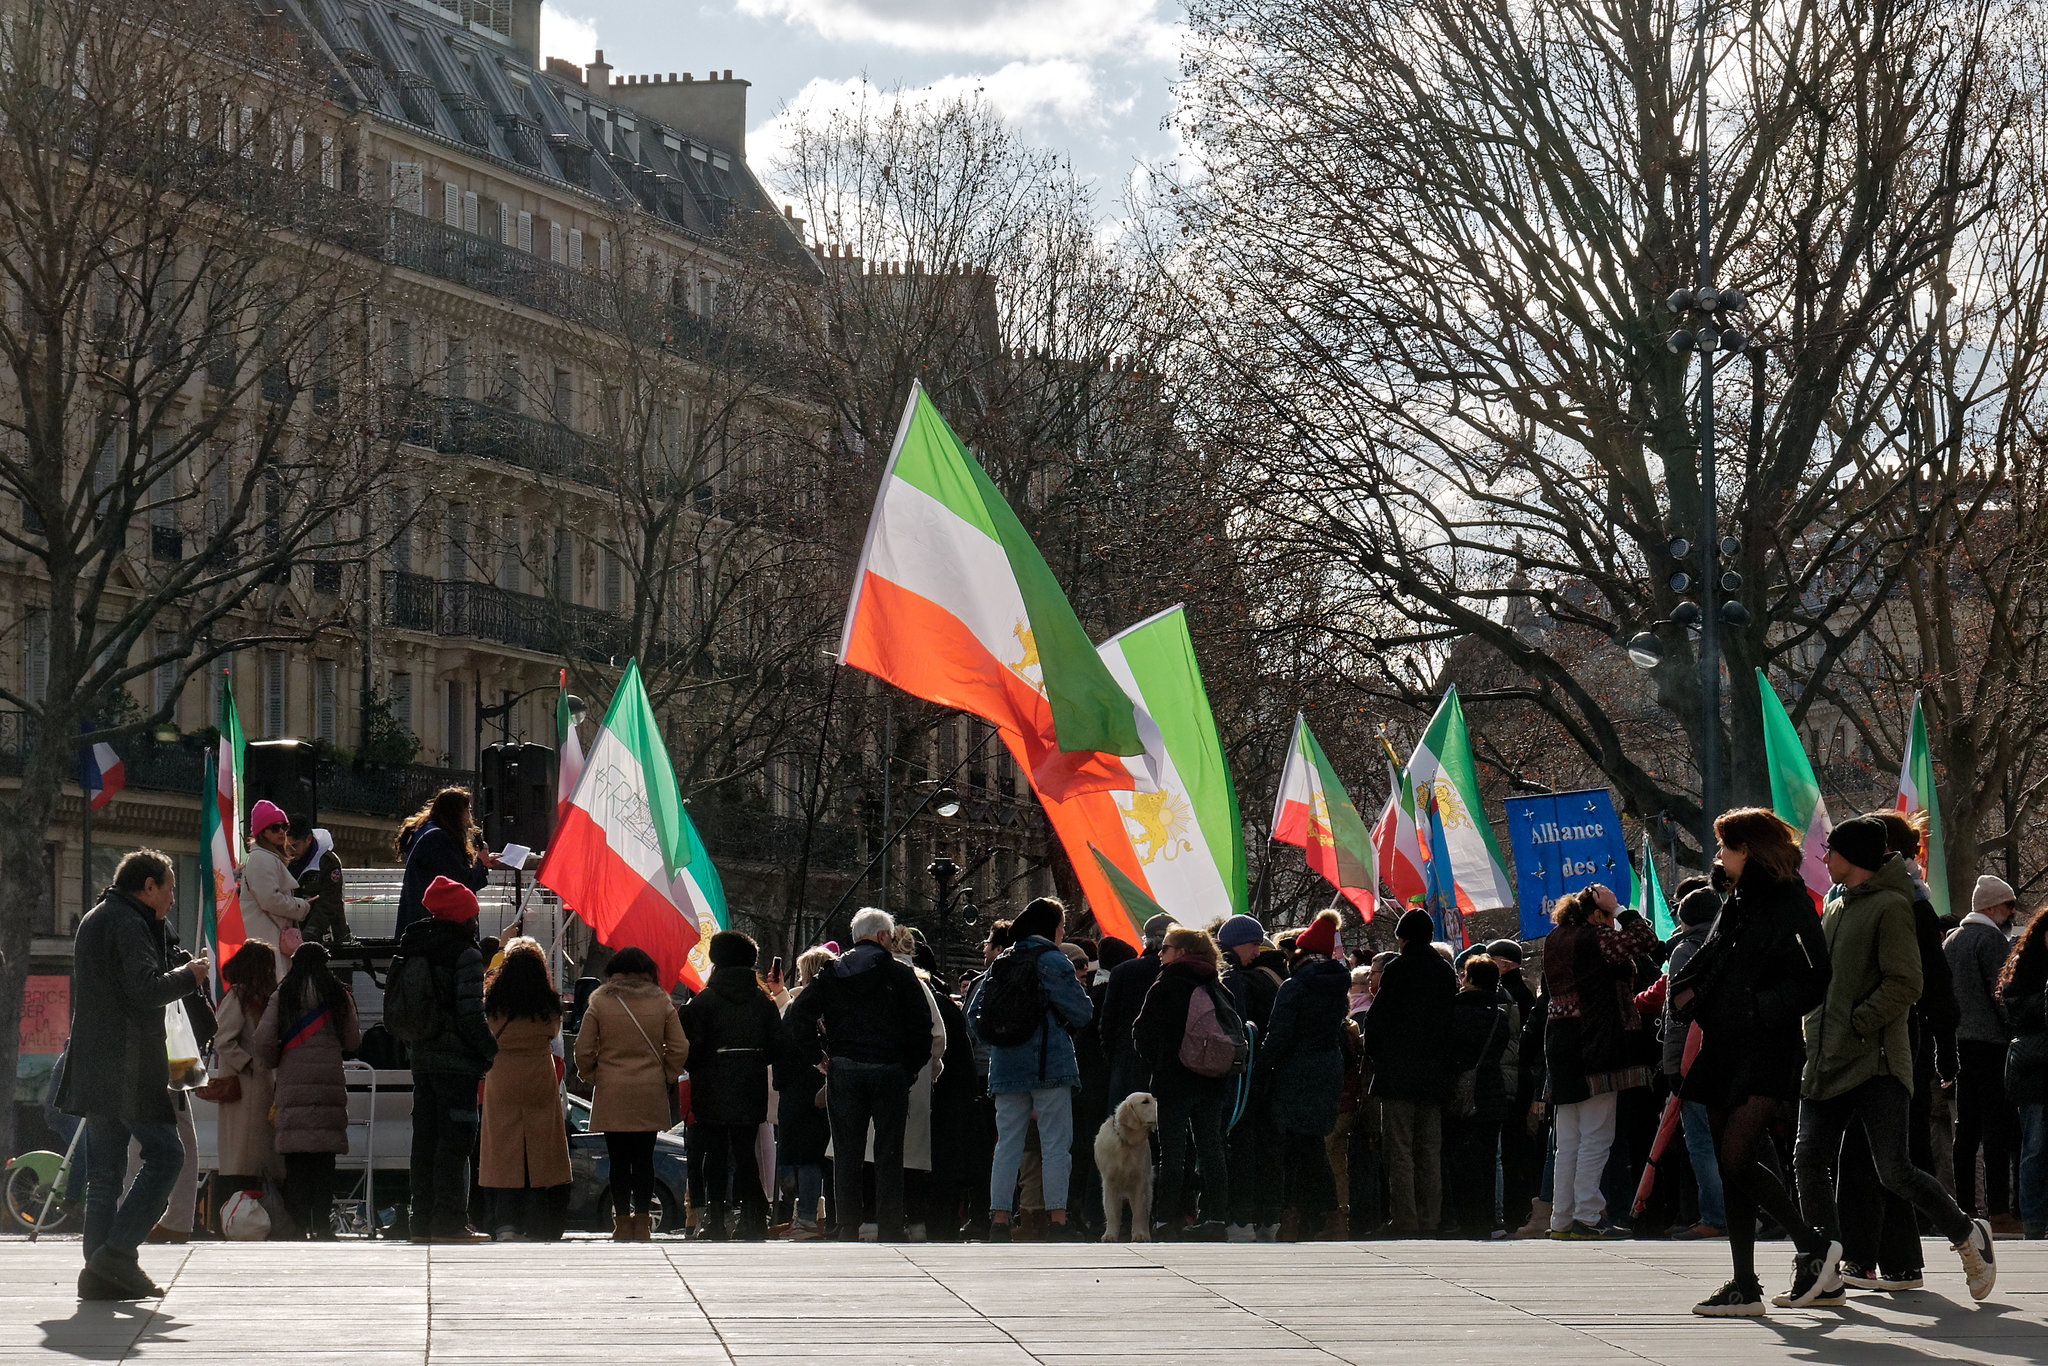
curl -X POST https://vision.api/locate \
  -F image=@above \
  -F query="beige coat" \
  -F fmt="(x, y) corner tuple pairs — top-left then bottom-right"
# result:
(573, 980), (688, 1133)
(481, 1014), (572, 1188)
(240, 844), (310, 953)
(211, 989), (276, 1180)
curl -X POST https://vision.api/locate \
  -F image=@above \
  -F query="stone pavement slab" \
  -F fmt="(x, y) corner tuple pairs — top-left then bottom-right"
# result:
(2, 1235), (2044, 1364)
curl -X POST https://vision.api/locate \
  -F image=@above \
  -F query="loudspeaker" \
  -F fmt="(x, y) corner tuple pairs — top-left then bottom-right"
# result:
(480, 741), (556, 852)
(244, 739), (318, 829)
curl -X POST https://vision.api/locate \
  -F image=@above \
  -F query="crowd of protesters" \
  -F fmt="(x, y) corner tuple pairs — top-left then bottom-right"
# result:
(50, 788), (2039, 1321)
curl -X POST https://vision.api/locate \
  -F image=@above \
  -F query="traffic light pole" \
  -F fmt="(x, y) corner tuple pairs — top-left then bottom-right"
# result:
(1692, 2), (1722, 852)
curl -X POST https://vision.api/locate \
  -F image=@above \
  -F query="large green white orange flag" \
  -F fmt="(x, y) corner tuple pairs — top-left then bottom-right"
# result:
(841, 382), (1143, 799)
(199, 672), (246, 981)
(1037, 606), (1247, 947)
(1757, 669), (1832, 909)
(1896, 691), (1950, 921)
(1272, 713), (1376, 913)
(538, 660), (726, 990)
(1405, 686), (1515, 914)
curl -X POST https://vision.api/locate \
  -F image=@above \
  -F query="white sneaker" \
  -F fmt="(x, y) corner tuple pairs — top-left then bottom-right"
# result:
(858, 1221), (878, 1243)
(1954, 1217), (1997, 1301)
(1254, 1223), (1279, 1243)
(1225, 1224), (1255, 1243)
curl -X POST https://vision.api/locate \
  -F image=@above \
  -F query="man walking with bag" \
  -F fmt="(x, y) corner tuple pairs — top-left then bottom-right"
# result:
(59, 849), (208, 1300)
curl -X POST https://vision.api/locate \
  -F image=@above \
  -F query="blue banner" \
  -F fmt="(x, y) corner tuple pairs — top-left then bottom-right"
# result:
(1502, 789), (1634, 941)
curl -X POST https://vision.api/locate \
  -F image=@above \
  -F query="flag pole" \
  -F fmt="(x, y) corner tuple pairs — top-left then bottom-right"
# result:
(80, 788), (93, 922)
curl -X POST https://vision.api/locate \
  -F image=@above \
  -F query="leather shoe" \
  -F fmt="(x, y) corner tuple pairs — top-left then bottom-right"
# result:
(83, 1248), (162, 1299)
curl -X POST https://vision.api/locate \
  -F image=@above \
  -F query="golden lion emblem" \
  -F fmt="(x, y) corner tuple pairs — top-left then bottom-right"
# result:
(1430, 778), (1471, 830)
(1007, 621), (1045, 694)
(1121, 789), (1195, 864)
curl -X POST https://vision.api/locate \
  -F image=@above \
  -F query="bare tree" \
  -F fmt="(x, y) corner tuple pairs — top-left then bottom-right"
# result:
(0, 0), (406, 1152)
(1172, 0), (2031, 855)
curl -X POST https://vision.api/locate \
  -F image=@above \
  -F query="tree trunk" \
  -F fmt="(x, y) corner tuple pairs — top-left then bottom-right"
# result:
(0, 777), (69, 1162)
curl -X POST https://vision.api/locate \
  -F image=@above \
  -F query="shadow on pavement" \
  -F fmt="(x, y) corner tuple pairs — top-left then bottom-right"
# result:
(37, 1301), (188, 1361)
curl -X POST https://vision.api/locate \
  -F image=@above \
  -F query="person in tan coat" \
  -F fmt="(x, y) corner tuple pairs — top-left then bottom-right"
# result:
(574, 947), (687, 1239)
(211, 947), (279, 1205)
(481, 939), (572, 1241)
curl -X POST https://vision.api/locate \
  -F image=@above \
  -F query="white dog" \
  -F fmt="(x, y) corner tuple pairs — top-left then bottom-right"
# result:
(1095, 1091), (1159, 1241)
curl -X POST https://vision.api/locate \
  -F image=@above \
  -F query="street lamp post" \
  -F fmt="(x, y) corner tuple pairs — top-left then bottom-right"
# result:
(1628, 3), (1754, 853)
(927, 854), (959, 977)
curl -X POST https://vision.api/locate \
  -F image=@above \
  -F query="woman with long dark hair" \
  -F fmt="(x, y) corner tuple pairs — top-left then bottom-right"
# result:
(256, 942), (360, 1238)
(2001, 905), (2048, 1238)
(394, 787), (501, 935)
(480, 938), (571, 1240)
(1682, 807), (1834, 1316)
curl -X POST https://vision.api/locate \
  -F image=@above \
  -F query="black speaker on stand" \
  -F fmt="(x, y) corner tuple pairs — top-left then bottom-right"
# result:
(480, 742), (557, 853)
(244, 739), (319, 828)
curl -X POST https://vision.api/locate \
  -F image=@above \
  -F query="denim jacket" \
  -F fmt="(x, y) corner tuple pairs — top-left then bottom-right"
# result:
(966, 936), (1094, 1093)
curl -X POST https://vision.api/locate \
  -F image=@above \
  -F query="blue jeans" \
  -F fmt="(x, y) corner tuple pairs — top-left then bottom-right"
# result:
(2019, 1103), (2048, 1234)
(991, 1086), (1074, 1214)
(82, 1115), (184, 1261)
(1680, 1100), (1727, 1229)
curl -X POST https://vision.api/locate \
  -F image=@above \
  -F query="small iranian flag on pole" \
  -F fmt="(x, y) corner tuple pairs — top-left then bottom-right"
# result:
(1896, 691), (1950, 922)
(841, 382), (1142, 800)
(1405, 686), (1516, 915)
(538, 661), (725, 990)
(1756, 669), (1833, 910)
(555, 668), (584, 811)
(1272, 713), (1375, 913)
(1371, 737), (1428, 917)
(199, 671), (246, 981)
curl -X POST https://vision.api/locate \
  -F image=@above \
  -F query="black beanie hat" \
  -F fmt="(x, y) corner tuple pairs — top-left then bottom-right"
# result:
(1396, 908), (1434, 946)
(1826, 816), (1890, 873)
(1484, 938), (1524, 964)
(707, 929), (758, 969)
(1677, 887), (1721, 928)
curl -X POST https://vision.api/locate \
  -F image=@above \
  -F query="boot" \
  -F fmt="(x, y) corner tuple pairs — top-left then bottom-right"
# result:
(698, 1205), (730, 1241)
(1278, 1209), (1303, 1243)
(1512, 1200), (1551, 1239)
(635, 1213), (656, 1241)
(612, 1214), (632, 1242)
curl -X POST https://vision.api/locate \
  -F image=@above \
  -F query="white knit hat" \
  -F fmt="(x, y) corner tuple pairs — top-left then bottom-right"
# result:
(1974, 875), (2018, 913)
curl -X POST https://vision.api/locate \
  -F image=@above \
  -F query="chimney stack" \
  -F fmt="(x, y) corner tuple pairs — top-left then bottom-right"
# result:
(586, 48), (611, 94)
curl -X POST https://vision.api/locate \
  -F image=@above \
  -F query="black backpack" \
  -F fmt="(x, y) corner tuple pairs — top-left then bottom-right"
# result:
(382, 952), (445, 1044)
(977, 947), (1048, 1047)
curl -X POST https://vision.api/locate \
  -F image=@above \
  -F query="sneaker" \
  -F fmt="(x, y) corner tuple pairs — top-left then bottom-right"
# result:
(1838, 1260), (1883, 1290)
(1045, 1219), (1085, 1242)
(1550, 1221), (1606, 1241)
(1693, 1278), (1767, 1317)
(907, 1223), (928, 1243)
(857, 1221), (878, 1242)
(1873, 1269), (1924, 1290)
(1254, 1223), (1279, 1243)
(1954, 1217), (1997, 1301)
(1778, 1240), (1845, 1308)
(985, 1221), (1012, 1244)
(1672, 1223), (1726, 1241)
(1226, 1223), (1255, 1243)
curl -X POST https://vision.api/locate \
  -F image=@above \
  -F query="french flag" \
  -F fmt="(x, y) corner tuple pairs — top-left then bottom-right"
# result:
(79, 726), (125, 811)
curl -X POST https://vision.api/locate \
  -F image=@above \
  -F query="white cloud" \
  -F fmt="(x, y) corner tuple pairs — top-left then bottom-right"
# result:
(750, 61), (1125, 173)
(735, 0), (1176, 62)
(540, 2), (600, 66)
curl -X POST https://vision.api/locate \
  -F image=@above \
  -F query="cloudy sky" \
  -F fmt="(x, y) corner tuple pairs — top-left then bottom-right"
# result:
(538, 0), (1184, 198)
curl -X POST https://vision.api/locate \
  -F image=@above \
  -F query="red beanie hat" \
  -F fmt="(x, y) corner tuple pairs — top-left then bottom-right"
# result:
(1296, 910), (1341, 958)
(423, 875), (479, 923)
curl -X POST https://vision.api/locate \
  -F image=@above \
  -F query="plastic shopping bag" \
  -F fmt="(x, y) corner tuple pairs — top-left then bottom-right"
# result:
(165, 1000), (206, 1089)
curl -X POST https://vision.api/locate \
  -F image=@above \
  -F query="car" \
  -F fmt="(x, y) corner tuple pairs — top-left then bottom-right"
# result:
(563, 1091), (689, 1233)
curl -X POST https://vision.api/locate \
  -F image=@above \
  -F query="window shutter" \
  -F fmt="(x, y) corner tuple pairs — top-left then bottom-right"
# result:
(568, 229), (582, 269)
(553, 528), (574, 600)
(445, 680), (464, 768)
(263, 650), (287, 736)
(517, 210), (532, 253)
(603, 549), (623, 611)
(315, 659), (338, 743)
(499, 515), (520, 590)
(443, 181), (461, 227)
(152, 631), (182, 716)
(389, 671), (413, 736)
(445, 504), (468, 581)
(463, 191), (478, 235)
(598, 236), (611, 272)
(498, 203), (512, 245)
(319, 134), (337, 188)
(549, 221), (564, 264)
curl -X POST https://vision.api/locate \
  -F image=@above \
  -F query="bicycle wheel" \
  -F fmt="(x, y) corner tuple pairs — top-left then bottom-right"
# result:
(4, 1161), (72, 1233)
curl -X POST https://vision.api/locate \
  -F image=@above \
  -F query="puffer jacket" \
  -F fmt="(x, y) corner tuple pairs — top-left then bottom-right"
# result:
(1681, 865), (1829, 1106)
(678, 965), (787, 1126)
(784, 940), (933, 1070)
(968, 936), (1094, 1092)
(1946, 912), (2016, 1045)
(256, 988), (361, 1154)
(1660, 919), (1714, 1077)
(1131, 957), (1231, 1102)
(1262, 954), (1351, 1135)
(1448, 987), (1517, 1126)
(397, 916), (497, 1077)
(1803, 856), (1923, 1101)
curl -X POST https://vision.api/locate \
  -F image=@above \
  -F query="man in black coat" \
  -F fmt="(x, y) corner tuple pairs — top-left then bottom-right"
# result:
(59, 849), (207, 1300)
(785, 908), (934, 1241)
(1100, 913), (1173, 1106)
(1363, 909), (1457, 1235)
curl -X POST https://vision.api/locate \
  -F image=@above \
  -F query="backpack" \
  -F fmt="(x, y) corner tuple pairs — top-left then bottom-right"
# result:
(1180, 982), (1251, 1078)
(382, 952), (444, 1044)
(977, 947), (1048, 1047)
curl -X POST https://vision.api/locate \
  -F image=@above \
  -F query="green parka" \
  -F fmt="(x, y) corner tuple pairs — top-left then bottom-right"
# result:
(1801, 855), (1922, 1101)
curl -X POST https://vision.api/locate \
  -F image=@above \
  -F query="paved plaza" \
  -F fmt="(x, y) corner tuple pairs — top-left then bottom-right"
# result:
(4, 1237), (2044, 1364)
